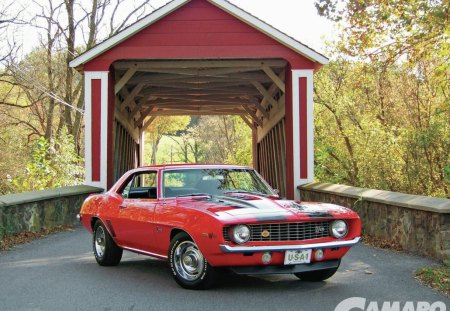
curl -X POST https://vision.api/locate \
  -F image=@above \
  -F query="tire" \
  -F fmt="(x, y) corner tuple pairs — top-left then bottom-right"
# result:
(93, 220), (123, 266)
(294, 260), (340, 282)
(169, 232), (216, 290)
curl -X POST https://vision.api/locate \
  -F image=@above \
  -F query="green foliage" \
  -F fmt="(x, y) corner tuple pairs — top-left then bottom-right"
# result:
(314, 58), (449, 198)
(188, 116), (252, 166)
(144, 116), (191, 164)
(314, 0), (449, 198)
(11, 131), (83, 192)
(315, 0), (449, 67)
(144, 116), (253, 167)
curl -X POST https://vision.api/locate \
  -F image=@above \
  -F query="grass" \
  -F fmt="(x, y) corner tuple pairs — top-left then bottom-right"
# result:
(415, 265), (450, 298)
(0, 225), (74, 252)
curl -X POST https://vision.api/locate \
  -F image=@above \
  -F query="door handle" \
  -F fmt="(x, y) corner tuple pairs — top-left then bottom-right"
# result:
(119, 205), (127, 209)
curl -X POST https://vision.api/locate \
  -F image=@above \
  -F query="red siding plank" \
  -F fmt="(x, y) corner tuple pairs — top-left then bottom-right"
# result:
(163, 7), (235, 21)
(299, 77), (308, 179)
(91, 79), (101, 182)
(122, 33), (277, 47)
(140, 20), (260, 34)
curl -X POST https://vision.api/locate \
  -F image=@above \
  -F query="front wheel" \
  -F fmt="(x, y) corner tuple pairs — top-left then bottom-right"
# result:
(294, 260), (340, 282)
(169, 232), (216, 290)
(93, 220), (123, 266)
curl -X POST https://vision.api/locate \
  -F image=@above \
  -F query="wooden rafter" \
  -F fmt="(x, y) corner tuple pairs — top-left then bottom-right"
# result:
(240, 115), (255, 129)
(142, 116), (156, 131)
(242, 105), (263, 127)
(261, 64), (285, 93)
(249, 97), (269, 119)
(111, 59), (288, 129)
(120, 83), (144, 113)
(251, 81), (278, 108)
(134, 105), (155, 127)
(115, 68), (137, 95)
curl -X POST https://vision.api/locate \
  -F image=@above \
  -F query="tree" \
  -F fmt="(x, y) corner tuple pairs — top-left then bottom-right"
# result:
(313, 0), (449, 198)
(144, 116), (191, 165)
(314, 58), (449, 198)
(0, 0), (152, 193)
(2, 0), (151, 153)
(315, 0), (449, 66)
(188, 116), (252, 166)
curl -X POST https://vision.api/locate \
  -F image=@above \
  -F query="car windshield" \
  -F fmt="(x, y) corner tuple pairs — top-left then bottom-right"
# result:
(162, 168), (276, 198)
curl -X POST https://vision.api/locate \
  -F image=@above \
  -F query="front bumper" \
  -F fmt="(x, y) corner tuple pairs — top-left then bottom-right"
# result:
(230, 259), (340, 275)
(219, 237), (361, 253)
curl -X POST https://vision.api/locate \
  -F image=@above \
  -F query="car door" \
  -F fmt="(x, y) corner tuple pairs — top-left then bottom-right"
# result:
(114, 170), (159, 252)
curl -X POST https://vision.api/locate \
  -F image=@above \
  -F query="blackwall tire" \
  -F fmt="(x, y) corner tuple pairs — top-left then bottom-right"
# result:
(93, 220), (123, 266)
(169, 232), (216, 290)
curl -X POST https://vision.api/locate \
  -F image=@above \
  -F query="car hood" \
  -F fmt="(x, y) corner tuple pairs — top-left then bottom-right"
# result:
(176, 194), (356, 222)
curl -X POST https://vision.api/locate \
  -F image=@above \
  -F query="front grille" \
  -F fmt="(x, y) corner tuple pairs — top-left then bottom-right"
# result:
(223, 221), (331, 242)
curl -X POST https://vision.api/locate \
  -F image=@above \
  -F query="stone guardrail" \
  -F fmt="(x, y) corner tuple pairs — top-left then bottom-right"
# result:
(0, 185), (104, 238)
(299, 183), (450, 264)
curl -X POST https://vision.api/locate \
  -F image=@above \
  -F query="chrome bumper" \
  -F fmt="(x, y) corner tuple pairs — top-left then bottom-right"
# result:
(219, 237), (361, 253)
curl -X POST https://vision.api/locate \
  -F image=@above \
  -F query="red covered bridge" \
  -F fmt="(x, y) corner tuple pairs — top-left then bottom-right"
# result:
(69, 0), (328, 199)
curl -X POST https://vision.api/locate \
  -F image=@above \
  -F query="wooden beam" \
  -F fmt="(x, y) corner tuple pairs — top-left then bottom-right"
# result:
(134, 105), (155, 127)
(242, 105), (263, 127)
(251, 81), (278, 108)
(120, 83), (144, 113)
(240, 115), (255, 129)
(130, 96), (157, 117)
(250, 97), (270, 119)
(259, 69), (286, 109)
(115, 68), (137, 95)
(141, 87), (260, 97)
(261, 65), (285, 93)
(142, 116), (156, 131)
(133, 67), (262, 77)
(257, 95), (286, 142)
(114, 102), (139, 141)
(148, 110), (246, 116)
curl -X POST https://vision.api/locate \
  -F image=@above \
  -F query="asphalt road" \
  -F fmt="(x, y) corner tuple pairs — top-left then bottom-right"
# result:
(0, 226), (448, 311)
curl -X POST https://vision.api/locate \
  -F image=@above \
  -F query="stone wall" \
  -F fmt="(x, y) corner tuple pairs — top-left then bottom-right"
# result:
(299, 183), (450, 264)
(0, 185), (103, 238)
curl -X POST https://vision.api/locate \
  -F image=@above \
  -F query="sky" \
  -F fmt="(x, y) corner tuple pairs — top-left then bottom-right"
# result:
(16, 0), (336, 57)
(227, 0), (336, 53)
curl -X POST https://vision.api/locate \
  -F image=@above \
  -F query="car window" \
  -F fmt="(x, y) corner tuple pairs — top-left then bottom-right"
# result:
(121, 171), (158, 199)
(162, 168), (275, 197)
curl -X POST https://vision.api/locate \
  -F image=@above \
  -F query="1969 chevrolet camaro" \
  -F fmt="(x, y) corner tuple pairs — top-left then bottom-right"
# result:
(79, 164), (361, 289)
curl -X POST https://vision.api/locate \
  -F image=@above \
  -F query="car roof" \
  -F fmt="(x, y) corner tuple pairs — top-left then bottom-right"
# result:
(138, 164), (252, 170)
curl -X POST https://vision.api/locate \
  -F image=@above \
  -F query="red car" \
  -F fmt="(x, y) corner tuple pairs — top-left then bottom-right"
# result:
(79, 164), (361, 289)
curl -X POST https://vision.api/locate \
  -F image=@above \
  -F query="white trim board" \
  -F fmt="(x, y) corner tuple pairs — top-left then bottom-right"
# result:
(84, 71), (110, 190)
(70, 0), (328, 68)
(292, 69), (314, 200)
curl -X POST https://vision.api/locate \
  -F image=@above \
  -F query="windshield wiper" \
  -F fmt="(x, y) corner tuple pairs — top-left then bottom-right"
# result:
(176, 193), (212, 198)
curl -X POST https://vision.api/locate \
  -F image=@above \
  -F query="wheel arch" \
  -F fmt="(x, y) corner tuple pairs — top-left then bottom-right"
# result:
(91, 217), (117, 241)
(170, 228), (193, 242)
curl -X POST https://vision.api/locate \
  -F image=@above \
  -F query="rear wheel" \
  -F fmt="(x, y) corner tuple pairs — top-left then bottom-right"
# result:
(93, 220), (123, 266)
(169, 232), (216, 290)
(294, 260), (340, 282)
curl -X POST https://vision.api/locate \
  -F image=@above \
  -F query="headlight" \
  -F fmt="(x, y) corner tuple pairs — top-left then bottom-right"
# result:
(331, 220), (348, 239)
(231, 225), (251, 244)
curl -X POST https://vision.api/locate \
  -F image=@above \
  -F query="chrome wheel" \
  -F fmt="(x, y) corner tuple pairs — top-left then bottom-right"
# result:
(92, 220), (122, 266)
(173, 241), (205, 281)
(94, 226), (106, 258)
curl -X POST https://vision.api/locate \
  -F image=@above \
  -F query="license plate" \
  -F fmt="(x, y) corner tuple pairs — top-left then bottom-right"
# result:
(284, 249), (312, 265)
